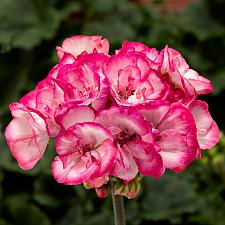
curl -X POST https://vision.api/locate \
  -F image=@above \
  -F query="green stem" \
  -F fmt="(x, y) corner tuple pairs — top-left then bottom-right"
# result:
(111, 181), (126, 225)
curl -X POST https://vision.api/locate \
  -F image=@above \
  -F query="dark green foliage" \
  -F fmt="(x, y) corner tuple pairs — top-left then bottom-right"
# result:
(0, 0), (225, 224)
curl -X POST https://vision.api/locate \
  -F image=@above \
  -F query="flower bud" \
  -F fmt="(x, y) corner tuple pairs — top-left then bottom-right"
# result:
(113, 175), (142, 199)
(95, 186), (110, 198)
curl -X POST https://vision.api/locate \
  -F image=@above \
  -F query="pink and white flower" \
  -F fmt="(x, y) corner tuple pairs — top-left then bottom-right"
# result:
(56, 35), (109, 59)
(96, 106), (164, 181)
(52, 122), (117, 185)
(138, 101), (199, 172)
(157, 45), (213, 97)
(51, 52), (110, 111)
(5, 103), (49, 170)
(4, 35), (219, 198)
(103, 52), (167, 106)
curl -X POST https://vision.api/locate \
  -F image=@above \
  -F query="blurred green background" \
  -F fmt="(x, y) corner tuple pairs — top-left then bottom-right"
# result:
(0, 0), (225, 224)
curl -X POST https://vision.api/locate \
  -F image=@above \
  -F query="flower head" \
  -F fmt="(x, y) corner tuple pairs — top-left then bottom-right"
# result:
(96, 106), (164, 181)
(4, 35), (219, 199)
(138, 101), (199, 172)
(52, 122), (117, 185)
(104, 52), (167, 105)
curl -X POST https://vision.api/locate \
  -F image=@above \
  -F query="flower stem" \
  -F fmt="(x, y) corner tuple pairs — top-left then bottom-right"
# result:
(111, 181), (126, 225)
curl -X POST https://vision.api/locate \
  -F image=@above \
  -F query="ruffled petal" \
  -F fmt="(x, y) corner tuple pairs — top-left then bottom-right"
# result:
(20, 78), (66, 137)
(91, 77), (110, 111)
(55, 104), (95, 130)
(5, 103), (49, 170)
(127, 140), (164, 179)
(110, 146), (138, 181)
(57, 35), (109, 59)
(73, 122), (113, 147)
(138, 100), (170, 128)
(91, 139), (117, 177)
(157, 105), (194, 134)
(189, 100), (219, 149)
(183, 69), (213, 95)
(158, 45), (189, 75)
(51, 156), (98, 185)
(158, 129), (196, 170)
(96, 106), (151, 136)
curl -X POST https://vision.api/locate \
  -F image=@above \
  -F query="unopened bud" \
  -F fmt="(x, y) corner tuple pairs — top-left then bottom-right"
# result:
(95, 186), (110, 198)
(113, 175), (142, 199)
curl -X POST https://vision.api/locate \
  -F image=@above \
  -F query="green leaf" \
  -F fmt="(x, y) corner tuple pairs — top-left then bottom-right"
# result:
(83, 18), (136, 44)
(0, 0), (81, 51)
(177, 0), (225, 41)
(4, 194), (51, 225)
(33, 176), (60, 208)
(0, 219), (12, 225)
(141, 172), (202, 224)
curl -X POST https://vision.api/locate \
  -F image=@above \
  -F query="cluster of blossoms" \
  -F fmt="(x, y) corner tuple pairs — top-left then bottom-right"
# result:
(5, 35), (219, 198)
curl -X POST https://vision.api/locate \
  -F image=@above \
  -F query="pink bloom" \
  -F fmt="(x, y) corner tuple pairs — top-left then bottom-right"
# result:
(138, 101), (199, 172)
(96, 106), (163, 181)
(52, 52), (110, 111)
(56, 35), (109, 59)
(5, 103), (49, 170)
(20, 78), (66, 137)
(157, 46), (213, 97)
(188, 100), (219, 150)
(103, 52), (167, 105)
(52, 122), (117, 185)
(3, 35), (218, 199)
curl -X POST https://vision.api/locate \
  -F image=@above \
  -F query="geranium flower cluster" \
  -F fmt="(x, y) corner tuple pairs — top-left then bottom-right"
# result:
(5, 35), (219, 198)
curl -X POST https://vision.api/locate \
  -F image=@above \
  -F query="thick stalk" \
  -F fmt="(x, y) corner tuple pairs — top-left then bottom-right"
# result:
(111, 181), (126, 225)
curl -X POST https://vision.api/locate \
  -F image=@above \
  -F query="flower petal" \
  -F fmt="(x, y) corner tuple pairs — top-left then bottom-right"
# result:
(157, 105), (194, 133)
(91, 139), (117, 177)
(55, 104), (95, 130)
(110, 147), (139, 181)
(158, 129), (196, 170)
(138, 100), (170, 128)
(189, 100), (219, 149)
(96, 106), (150, 136)
(55, 122), (113, 155)
(52, 156), (98, 185)
(20, 78), (66, 137)
(56, 35), (109, 59)
(183, 69), (213, 95)
(5, 103), (49, 170)
(127, 140), (164, 179)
